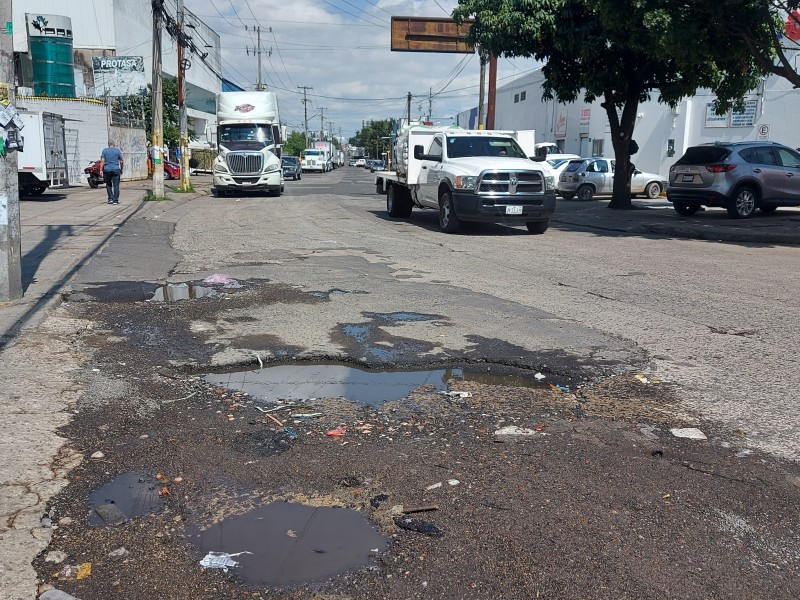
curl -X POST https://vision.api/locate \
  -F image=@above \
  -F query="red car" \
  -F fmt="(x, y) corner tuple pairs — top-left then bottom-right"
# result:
(164, 161), (181, 180)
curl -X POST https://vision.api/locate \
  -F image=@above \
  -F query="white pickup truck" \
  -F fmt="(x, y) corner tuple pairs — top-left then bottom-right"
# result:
(375, 127), (556, 233)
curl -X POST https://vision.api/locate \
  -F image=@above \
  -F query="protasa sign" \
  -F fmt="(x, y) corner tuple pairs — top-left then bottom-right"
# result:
(391, 17), (474, 54)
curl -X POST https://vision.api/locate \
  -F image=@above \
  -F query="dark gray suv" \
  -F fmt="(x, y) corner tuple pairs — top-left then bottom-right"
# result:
(667, 141), (800, 218)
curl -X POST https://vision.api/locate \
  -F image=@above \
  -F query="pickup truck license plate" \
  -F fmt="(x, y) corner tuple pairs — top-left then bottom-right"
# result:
(242, 181), (253, 186)
(505, 205), (523, 215)
(681, 174), (694, 182)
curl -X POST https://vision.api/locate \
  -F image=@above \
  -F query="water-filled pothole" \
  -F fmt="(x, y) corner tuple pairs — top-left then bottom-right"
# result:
(205, 363), (541, 405)
(193, 501), (389, 586)
(149, 283), (214, 302)
(87, 471), (165, 526)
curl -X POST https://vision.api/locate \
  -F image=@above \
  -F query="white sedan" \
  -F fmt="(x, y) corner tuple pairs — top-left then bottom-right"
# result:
(355, 158), (366, 167)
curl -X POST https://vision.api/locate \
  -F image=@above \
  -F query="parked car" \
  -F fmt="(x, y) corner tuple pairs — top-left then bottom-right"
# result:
(369, 160), (386, 172)
(547, 157), (580, 181)
(164, 161), (181, 180)
(355, 158), (366, 167)
(667, 141), (800, 218)
(557, 157), (666, 201)
(349, 159), (356, 166)
(282, 156), (302, 180)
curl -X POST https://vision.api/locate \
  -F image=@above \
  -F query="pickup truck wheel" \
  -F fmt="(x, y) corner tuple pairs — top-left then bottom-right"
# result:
(214, 187), (227, 198)
(387, 185), (413, 218)
(645, 182), (662, 199)
(526, 220), (550, 234)
(30, 185), (48, 196)
(439, 191), (462, 233)
(577, 184), (594, 201)
(559, 192), (575, 200)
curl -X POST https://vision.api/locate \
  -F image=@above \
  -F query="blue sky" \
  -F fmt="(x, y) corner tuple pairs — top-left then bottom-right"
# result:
(185, 0), (540, 140)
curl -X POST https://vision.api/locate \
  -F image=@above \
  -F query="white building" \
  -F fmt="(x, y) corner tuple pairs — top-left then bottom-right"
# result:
(11, 0), (221, 183)
(457, 64), (800, 178)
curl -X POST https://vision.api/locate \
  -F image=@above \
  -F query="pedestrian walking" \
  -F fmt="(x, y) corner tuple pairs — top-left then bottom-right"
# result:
(99, 140), (124, 204)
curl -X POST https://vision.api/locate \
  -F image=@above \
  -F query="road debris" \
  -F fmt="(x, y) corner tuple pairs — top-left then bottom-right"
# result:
(401, 504), (439, 514)
(326, 425), (347, 437)
(393, 516), (444, 537)
(438, 391), (472, 398)
(670, 427), (707, 440)
(534, 372), (546, 380)
(93, 504), (127, 525)
(426, 482), (442, 490)
(203, 273), (237, 285)
(54, 562), (92, 580)
(199, 551), (252, 572)
(494, 425), (543, 439)
(370, 493), (389, 508)
(90, 451), (105, 459)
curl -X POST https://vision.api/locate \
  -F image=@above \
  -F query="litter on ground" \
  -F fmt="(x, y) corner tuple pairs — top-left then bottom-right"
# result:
(199, 551), (252, 572)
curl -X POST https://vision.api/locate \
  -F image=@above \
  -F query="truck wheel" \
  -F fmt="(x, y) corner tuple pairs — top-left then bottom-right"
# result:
(526, 220), (550, 234)
(214, 187), (228, 198)
(577, 184), (594, 201)
(31, 185), (48, 196)
(387, 185), (412, 218)
(559, 192), (575, 200)
(439, 191), (462, 233)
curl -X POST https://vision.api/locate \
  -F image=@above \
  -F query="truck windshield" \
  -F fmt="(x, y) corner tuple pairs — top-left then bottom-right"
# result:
(447, 137), (528, 159)
(305, 150), (321, 156)
(219, 124), (274, 147)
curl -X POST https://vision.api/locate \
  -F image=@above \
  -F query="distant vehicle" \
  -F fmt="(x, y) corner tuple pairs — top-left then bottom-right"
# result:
(303, 149), (327, 173)
(369, 160), (386, 172)
(17, 110), (68, 195)
(667, 141), (800, 218)
(164, 161), (181, 180)
(282, 156), (302, 180)
(547, 156), (580, 181)
(213, 91), (283, 197)
(558, 157), (666, 201)
(355, 158), (366, 168)
(348, 159), (356, 166)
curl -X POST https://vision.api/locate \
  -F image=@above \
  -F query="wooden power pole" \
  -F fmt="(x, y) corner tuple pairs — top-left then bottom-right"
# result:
(176, 0), (191, 191)
(151, 0), (165, 197)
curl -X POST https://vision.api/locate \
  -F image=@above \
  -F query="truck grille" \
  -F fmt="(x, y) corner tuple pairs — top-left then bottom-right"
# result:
(478, 171), (544, 195)
(226, 153), (263, 174)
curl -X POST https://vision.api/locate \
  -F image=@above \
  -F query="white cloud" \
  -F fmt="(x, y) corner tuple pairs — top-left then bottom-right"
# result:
(186, 0), (539, 139)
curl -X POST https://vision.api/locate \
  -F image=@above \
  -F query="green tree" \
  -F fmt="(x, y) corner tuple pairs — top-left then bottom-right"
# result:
(453, 0), (767, 208)
(117, 77), (195, 148)
(283, 131), (308, 157)
(683, 0), (798, 85)
(350, 119), (393, 159)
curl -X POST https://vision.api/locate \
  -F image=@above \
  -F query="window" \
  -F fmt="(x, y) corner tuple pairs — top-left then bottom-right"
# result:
(592, 138), (604, 157)
(514, 94), (520, 103)
(776, 147), (800, 168)
(520, 91), (526, 101)
(428, 137), (443, 158)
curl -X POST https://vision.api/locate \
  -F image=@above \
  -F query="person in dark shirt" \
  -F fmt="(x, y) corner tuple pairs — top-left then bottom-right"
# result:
(99, 140), (124, 204)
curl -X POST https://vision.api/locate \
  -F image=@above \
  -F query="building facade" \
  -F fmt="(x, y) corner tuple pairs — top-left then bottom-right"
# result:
(458, 62), (800, 178)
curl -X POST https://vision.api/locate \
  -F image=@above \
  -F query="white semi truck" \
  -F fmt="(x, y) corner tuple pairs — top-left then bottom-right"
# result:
(314, 140), (335, 170)
(375, 124), (556, 234)
(213, 91), (283, 197)
(17, 110), (68, 196)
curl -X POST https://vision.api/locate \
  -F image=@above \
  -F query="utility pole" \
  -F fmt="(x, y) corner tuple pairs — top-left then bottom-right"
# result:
(151, 0), (165, 197)
(176, 0), (191, 191)
(487, 54), (497, 130)
(0, 0), (22, 301)
(428, 87), (432, 122)
(298, 85), (312, 149)
(247, 25), (268, 91)
(478, 49), (487, 130)
(407, 91), (412, 124)
(319, 107), (326, 140)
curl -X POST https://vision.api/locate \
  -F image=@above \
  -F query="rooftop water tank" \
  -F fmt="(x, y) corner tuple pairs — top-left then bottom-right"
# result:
(26, 14), (76, 98)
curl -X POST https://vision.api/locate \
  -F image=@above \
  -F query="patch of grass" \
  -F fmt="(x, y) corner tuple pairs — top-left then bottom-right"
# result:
(145, 194), (171, 202)
(173, 185), (196, 193)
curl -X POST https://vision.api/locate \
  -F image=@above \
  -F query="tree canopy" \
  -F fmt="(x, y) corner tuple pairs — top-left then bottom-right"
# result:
(282, 131), (308, 157)
(350, 119), (393, 159)
(453, 0), (768, 208)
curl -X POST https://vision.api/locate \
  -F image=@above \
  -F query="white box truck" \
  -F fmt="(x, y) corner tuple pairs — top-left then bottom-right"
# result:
(213, 91), (283, 197)
(314, 140), (335, 171)
(17, 110), (68, 196)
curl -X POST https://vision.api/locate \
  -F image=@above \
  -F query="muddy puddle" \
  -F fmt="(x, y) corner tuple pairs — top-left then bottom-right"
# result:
(87, 471), (166, 526)
(192, 501), (389, 587)
(205, 363), (542, 405)
(149, 283), (214, 302)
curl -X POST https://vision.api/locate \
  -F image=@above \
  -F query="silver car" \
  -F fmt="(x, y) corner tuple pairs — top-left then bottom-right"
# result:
(558, 158), (666, 201)
(667, 141), (800, 218)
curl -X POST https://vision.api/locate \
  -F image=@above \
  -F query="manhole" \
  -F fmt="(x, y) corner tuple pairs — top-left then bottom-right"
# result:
(149, 283), (213, 302)
(193, 501), (389, 586)
(87, 472), (165, 526)
(205, 363), (541, 405)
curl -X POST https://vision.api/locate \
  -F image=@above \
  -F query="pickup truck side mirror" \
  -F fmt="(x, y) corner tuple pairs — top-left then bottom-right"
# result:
(413, 145), (424, 160)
